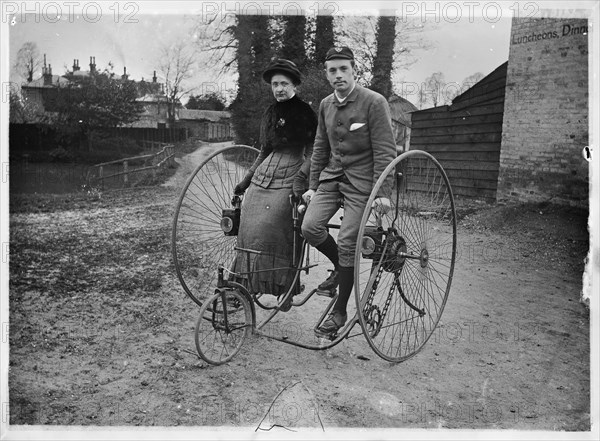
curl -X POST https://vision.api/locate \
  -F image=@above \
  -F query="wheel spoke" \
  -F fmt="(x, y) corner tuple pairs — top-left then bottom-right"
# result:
(355, 151), (456, 362)
(173, 145), (259, 307)
(195, 290), (252, 365)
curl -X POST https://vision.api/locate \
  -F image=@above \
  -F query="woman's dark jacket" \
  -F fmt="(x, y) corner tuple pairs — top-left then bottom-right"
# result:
(248, 94), (317, 189)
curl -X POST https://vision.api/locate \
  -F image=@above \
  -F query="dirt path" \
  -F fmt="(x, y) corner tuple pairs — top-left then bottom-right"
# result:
(7, 142), (591, 436)
(162, 140), (234, 190)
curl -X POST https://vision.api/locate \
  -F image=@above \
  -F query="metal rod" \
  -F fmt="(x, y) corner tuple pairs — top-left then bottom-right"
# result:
(398, 252), (422, 260)
(254, 317), (361, 351)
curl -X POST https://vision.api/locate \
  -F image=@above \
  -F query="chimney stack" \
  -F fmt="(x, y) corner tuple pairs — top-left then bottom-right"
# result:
(72, 59), (80, 72)
(42, 54), (53, 85)
(89, 56), (96, 73)
(152, 70), (157, 83)
(122, 66), (129, 81)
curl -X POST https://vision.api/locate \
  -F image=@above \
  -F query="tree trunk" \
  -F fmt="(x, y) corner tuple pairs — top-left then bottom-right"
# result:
(250, 15), (273, 76)
(370, 16), (396, 99)
(230, 15), (274, 146)
(281, 15), (307, 70)
(315, 15), (334, 66)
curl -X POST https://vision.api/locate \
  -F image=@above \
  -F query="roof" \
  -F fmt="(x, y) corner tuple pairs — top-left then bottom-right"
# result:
(136, 94), (169, 103)
(388, 94), (418, 127)
(178, 109), (231, 122)
(449, 62), (508, 111)
(22, 75), (71, 88)
(70, 70), (92, 77)
(125, 119), (164, 128)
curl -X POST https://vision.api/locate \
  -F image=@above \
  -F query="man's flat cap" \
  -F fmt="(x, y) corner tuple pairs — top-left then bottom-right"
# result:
(325, 46), (354, 61)
(262, 59), (302, 84)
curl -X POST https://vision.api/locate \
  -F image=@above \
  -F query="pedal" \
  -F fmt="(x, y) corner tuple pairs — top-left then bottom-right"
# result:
(315, 288), (337, 298)
(314, 328), (338, 341)
(313, 294), (339, 340)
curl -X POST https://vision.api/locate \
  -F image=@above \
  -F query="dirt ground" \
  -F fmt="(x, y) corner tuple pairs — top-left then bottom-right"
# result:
(6, 141), (592, 436)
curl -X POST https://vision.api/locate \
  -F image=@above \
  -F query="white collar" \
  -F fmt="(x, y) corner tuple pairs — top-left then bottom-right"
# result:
(335, 83), (356, 103)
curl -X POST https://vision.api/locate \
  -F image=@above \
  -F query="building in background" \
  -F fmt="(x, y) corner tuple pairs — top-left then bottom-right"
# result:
(408, 16), (589, 207)
(498, 17), (588, 206)
(177, 109), (233, 141)
(20, 55), (178, 129)
(388, 94), (418, 153)
(409, 63), (508, 202)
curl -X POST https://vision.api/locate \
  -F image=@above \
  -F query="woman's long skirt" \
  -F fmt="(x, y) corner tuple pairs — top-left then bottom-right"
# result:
(232, 184), (300, 296)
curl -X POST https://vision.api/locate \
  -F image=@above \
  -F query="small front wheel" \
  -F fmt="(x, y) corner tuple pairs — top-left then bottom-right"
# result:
(195, 289), (253, 365)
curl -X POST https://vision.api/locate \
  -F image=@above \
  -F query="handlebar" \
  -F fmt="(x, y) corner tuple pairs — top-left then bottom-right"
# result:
(231, 194), (242, 208)
(289, 195), (307, 224)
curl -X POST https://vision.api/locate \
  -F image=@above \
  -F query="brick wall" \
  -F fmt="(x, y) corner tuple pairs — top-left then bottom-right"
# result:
(498, 17), (589, 206)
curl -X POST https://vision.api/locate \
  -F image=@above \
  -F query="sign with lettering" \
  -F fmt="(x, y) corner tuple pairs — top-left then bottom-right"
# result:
(512, 23), (588, 45)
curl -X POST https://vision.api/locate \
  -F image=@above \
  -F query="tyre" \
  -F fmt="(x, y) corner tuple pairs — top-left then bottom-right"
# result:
(355, 150), (457, 362)
(195, 289), (253, 365)
(172, 145), (259, 306)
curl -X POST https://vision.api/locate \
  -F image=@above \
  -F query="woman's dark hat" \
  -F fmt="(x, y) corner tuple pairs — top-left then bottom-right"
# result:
(263, 59), (302, 85)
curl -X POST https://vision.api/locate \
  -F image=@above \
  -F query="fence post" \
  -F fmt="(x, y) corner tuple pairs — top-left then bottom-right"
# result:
(99, 165), (104, 191)
(169, 145), (175, 166)
(123, 160), (129, 186)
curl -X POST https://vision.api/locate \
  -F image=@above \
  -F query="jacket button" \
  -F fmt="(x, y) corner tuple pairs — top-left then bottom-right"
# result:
(338, 138), (343, 142)
(337, 121), (342, 126)
(340, 152), (344, 157)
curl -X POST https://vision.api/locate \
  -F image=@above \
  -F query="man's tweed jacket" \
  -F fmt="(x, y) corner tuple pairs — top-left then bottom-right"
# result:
(308, 85), (396, 197)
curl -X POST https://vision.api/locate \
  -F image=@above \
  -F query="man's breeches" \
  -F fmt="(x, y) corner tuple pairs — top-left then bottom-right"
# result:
(301, 177), (370, 267)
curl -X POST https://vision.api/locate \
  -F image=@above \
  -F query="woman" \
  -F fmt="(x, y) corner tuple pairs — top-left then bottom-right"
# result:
(232, 59), (317, 303)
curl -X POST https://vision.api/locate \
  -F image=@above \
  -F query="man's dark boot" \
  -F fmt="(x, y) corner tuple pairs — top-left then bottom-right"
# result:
(315, 234), (339, 295)
(315, 310), (347, 337)
(317, 269), (339, 291)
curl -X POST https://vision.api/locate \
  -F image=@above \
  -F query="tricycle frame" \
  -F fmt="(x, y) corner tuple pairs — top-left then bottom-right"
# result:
(173, 145), (457, 365)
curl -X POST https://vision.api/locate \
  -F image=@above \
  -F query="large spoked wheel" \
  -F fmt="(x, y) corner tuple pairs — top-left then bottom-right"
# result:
(172, 145), (259, 307)
(195, 289), (253, 365)
(355, 150), (456, 362)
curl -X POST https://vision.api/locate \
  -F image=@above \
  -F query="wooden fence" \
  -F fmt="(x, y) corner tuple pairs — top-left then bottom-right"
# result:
(86, 143), (175, 189)
(102, 127), (188, 144)
(9, 124), (189, 153)
(409, 63), (507, 202)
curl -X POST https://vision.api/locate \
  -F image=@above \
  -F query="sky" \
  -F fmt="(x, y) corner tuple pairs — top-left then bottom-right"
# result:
(4, 1), (519, 107)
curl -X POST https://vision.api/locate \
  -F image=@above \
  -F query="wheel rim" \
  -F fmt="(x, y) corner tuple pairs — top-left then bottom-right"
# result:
(195, 290), (252, 365)
(172, 145), (259, 306)
(355, 150), (457, 362)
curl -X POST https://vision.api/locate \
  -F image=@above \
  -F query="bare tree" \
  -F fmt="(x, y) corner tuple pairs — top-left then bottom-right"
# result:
(9, 83), (47, 123)
(156, 39), (197, 127)
(14, 42), (41, 83)
(417, 86), (429, 110)
(337, 15), (434, 90)
(424, 71), (445, 107)
(392, 19), (433, 73)
(461, 72), (485, 91)
(336, 16), (377, 85)
(192, 14), (239, 74)
(445, 71), (486, 104)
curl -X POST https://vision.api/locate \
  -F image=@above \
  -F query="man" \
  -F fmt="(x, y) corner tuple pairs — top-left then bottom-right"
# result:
(302, 46), (396, 337)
